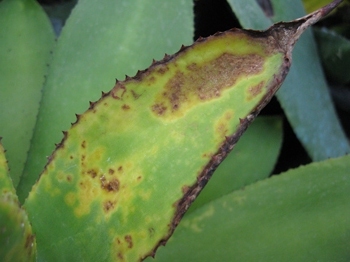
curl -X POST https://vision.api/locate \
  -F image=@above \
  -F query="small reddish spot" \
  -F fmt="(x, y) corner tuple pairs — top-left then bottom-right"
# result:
(109, 169), (115, 175)
(125, 235), (133, 249)
(122, 104), (130, 110)
(117, 252), (123, 260)
(67, 175), (72, 182)
(81, 141), (86, 149)
(118, 166), (123, 172)
(137, 176), (142, 181)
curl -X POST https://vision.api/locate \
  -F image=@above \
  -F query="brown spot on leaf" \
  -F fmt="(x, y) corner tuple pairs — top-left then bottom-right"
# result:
(109, 168), (115, 175)
(67, 175), (72, 182)
(157, 65), (169, 75)
(69, 155), (73, 160)
(100, 176), (120, 192)
(247, 81), (265, 100)
(151, 53), (263, 117)
(81, 140), (86, 149)
(103, 200), (116, 212)
(25, 234), (35, 249)
(118, 166), (123, 172)
(111, 82), (126, 100)
(122, 104), (130, 110)
(87, 169), (98, 178)
(125, 235), (133, 249)
(151, 103), (167, 115)
(182, 185), (190, 194)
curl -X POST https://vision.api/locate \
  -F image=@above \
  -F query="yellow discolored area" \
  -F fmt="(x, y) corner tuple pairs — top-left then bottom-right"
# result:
(214, 110), (235, 142)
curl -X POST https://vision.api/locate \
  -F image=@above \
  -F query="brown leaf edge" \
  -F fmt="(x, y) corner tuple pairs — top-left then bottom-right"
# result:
(30, 1), (341, 261)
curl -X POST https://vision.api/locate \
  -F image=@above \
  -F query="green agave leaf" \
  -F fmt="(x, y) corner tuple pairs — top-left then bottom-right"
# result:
(0, 141), (36, 261)
(18, 0), (194, 202)
(314, 27), (350, 84)
(228, 0), (350, 161)
(187, 116), (283, 214)
(0, 0), (55, 188)
(23, 4), (339, 261)
(150, 154), (350, 262)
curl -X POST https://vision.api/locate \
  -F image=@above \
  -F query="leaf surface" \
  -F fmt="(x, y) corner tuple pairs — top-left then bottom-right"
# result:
(150, 155), (350, 262)
(23, 4), (340, 260)
(18, 0), (194, 202)
(314, 27), (350, 84)
(0, 0), (55, 187)
(0, 141), (36, 261)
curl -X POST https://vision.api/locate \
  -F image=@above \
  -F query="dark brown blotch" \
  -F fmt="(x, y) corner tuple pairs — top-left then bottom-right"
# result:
(100, 176), (120, 192)
(81, 140), (86, 149)
(109, 168), (115, 175)
(87, 169), (98, 178)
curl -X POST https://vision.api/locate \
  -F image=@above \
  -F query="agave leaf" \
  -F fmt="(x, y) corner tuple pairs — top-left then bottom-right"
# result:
(17, 0), (194, 202)
(314, 27), (350, 84)
(0, 0), (55, 188)
(23, 3), (340, 261)
(187, 116), (283, 214)
(228, 0), (350, 161)
(0, 140), (36, 261)
(150, 154), (350, 262)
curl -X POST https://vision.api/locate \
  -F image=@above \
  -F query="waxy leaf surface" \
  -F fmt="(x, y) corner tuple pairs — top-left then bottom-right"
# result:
(150, 155), (350, 262)
(0, 0), (55, 187)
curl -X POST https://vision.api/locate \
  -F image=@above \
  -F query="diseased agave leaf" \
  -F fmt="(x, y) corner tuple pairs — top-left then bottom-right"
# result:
(0, 0), (55, 188)
(18, 0), (194, 203)
(228, 0), (350, 161)
(23, 2), (341, 261)
(150, 155), (350, 262)
(0, 140), (36, 261)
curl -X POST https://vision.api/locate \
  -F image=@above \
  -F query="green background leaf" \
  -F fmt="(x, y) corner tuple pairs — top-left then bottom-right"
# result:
(0, 0), (55, 187)
(18, 0), (194, 202)
(314, 27), (350, 84)
(187, 116), (283, 213)
(150, 155), (350, 261)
